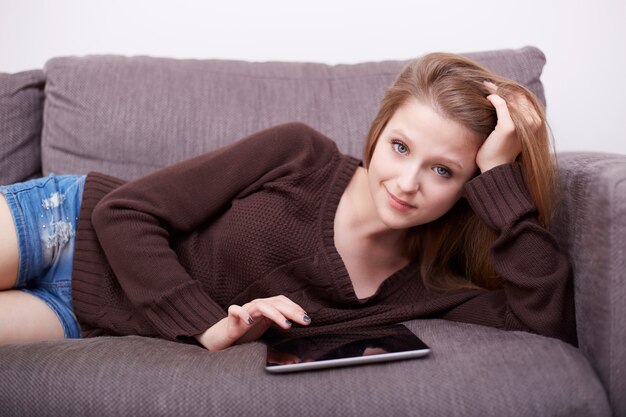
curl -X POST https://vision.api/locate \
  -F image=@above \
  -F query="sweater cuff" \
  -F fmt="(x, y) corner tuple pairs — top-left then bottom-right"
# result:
(463, 163), (536, 231)
(142, 281), (227, 341)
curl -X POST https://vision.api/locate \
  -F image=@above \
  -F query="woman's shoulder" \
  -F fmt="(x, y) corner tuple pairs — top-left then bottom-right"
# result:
(232, 122), (344, 174)
(253, 122), (340, 154)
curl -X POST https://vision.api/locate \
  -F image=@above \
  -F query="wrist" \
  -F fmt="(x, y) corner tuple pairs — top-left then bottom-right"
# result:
(478, 159), (512, 174)
(195, 317), (232, 351)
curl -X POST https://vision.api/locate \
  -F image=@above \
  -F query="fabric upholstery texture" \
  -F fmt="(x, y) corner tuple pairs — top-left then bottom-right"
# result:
(41, 47), (546, 180)
(0, 70), (44, 184)
(0, 320), (610, 417)
(551, 151), (626, 415)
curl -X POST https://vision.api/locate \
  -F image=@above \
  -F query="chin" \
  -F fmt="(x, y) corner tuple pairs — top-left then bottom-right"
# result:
(379, 213), (422, 230)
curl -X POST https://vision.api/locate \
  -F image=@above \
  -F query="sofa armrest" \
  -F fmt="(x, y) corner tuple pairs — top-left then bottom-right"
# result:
(551, 151), (626, 416)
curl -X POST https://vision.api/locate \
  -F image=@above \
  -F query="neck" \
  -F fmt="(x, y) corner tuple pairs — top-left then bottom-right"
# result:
(340, 166), (408, 249)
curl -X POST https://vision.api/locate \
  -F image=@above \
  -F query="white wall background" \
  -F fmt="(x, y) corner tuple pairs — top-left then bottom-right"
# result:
(2, 0), (625, 155)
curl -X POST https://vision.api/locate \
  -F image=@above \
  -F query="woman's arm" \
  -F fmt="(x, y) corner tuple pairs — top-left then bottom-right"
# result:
(445, 163), (577, 345)
(90, 122), (335, 342)
(443, 83), (576, 345)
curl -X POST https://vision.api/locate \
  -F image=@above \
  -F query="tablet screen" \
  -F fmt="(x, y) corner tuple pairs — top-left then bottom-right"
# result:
(265, 324), (430, 373)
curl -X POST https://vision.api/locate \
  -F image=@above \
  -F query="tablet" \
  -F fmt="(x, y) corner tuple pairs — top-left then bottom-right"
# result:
(265, 324), (430, 373)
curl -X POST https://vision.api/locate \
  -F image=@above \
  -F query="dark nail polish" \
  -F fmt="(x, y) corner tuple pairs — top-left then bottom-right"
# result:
(303, 315), (311, 323)
(285, 319), (293, 326)
(247, 317), (254, 325)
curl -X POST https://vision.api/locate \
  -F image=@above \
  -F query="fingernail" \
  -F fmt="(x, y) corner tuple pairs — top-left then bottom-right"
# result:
(303, 315), (311, 323)
(247, 317), (254, 325)
(285, 320), (293, 326)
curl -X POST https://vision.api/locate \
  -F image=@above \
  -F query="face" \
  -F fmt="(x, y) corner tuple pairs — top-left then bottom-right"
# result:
(367, 97), (480, 230)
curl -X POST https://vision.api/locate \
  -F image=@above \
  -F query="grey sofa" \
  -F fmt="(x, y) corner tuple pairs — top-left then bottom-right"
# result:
(0, 46), (624, 417)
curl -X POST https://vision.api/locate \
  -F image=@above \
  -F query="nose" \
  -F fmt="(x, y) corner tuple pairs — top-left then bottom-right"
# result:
(397, 166), (420, 193)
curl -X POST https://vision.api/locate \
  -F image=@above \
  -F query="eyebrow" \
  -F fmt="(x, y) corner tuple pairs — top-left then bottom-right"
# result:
(390, 128), (465, 171)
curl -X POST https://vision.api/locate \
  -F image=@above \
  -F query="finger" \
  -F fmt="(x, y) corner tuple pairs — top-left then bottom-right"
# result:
(226, 305), (255, 340)
(483, 80), (498, 93)
(484, 83), (520, 130)
(244, 295), (311, 326)
(235, 317), (273, 345)
(483, 81), (539, 124)
(486, 94), (515, 132)
(228, 304), (254, 326)
(268, 295), (311, 325)
(251, 300), (294, 329)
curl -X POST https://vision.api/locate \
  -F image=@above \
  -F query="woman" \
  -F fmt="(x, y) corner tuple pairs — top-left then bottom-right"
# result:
(0, 53), (577, 350)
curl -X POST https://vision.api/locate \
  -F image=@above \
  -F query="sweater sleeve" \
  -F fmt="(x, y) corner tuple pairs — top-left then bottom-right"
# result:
(443, 163), (577, 345)
(90, 122), (338, 340)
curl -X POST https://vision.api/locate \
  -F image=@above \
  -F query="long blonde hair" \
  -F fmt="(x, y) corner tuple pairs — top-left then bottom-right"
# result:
(363, 53), (556, 290)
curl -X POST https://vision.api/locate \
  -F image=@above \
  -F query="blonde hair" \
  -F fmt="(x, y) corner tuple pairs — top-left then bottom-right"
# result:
(363, 53), (556, 290)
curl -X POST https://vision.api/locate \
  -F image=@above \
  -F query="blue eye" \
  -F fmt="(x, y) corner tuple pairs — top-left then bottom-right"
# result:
(434, 166), (451, 177)
(392, 140), (408, 155)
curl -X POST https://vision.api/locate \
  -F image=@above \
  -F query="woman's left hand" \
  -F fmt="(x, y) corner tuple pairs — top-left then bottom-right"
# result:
(476, 81), (540, 173)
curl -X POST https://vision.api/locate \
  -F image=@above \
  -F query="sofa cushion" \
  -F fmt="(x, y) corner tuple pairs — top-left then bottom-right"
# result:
(42, 47), (546, 180)
(0, 70), (44, 184)
(0, 320), (609, 417)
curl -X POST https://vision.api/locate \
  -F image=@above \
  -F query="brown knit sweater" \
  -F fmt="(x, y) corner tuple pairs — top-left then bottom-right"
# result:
(71, 122), (577, 345)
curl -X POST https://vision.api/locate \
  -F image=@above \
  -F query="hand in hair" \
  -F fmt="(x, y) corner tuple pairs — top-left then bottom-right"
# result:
(476, 81), (541, 173)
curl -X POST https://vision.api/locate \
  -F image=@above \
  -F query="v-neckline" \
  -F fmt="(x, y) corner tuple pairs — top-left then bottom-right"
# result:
(319, 155), (418, 304)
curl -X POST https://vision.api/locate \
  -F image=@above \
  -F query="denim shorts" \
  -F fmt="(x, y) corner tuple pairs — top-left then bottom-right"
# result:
(0, 174), (85, 338)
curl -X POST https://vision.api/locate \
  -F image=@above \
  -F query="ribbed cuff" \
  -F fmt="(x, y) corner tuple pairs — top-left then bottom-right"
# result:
(142, 281), (227, 341)
(463, 163), (536, 231)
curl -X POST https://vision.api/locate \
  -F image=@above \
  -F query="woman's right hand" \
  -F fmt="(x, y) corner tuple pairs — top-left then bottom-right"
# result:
(195, 295), (311, 351)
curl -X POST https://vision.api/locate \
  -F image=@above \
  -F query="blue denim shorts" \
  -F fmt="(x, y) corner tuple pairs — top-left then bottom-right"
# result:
(0, 174), (85, 338)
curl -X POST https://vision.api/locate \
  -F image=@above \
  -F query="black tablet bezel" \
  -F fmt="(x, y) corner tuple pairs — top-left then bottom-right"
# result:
(264, 324), (430, 373)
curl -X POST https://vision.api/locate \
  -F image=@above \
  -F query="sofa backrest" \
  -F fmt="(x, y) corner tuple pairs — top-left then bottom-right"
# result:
(38, 46), (546, 180)
(0, 70), (45, 184)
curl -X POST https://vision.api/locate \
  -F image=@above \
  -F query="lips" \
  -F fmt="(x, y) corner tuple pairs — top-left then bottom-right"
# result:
(385, 187), (416, 211)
